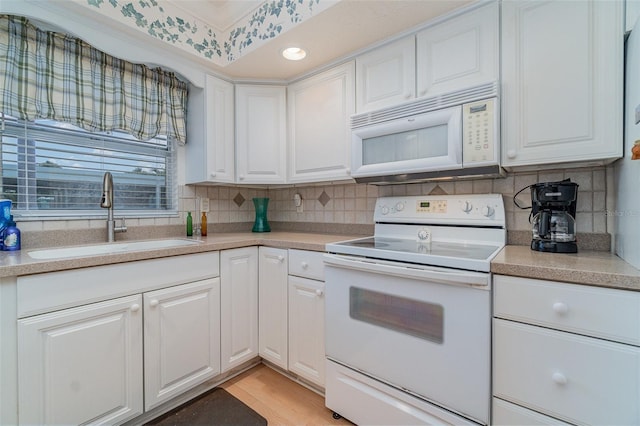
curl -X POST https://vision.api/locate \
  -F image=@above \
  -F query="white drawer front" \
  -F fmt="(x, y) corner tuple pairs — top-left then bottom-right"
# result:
(494, 275), (640, 345)
(493, 319), (640, 425)
(288, 249), (325, 281)
(492, 398), (571, 425)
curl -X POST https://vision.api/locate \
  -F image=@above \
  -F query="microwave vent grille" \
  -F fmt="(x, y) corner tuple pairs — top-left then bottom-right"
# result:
(351, 81), (498, 128)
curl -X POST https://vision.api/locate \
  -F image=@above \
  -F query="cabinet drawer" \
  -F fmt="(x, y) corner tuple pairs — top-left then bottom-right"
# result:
(494, 275), (640, 345)
(493, 319), (640, 425)
(492, 398), (571, 425)
(288, 249), (325, 281)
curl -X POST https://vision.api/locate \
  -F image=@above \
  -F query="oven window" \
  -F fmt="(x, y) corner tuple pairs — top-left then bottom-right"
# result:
(349, 287), (444, 344)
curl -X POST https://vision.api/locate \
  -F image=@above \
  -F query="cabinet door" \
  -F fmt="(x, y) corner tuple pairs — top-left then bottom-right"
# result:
(144, 279), (221, 410)
(288, 62), (355, 183)
(220, 247), (259, 372)
(17, 295), (143, 425)
(356, 36), (415, 112)
(235, 85), (287, 184)
(501, 0), (623, 168)
(288, 275), (325, 387)
(258, 247), (288, 369)
(186, 75), (235, 184)
(416, 2), (498, 97)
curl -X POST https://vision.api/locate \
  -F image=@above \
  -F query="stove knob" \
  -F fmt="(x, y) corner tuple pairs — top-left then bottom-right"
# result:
(395, 202), (405, 212)
(381, 205), (390, 215)
(482, 205), (495, 217)
(461, 201), (473, 213)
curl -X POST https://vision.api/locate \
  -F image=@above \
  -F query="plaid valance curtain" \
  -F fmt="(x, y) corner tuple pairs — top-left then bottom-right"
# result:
(0, 15), (188, 144)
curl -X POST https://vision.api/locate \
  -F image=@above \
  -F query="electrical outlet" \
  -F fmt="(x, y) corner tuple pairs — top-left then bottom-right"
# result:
(201, 197), (210, 212)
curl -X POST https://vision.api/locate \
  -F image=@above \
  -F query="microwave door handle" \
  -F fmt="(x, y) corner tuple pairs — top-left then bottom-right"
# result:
(323, 254), (489, 287)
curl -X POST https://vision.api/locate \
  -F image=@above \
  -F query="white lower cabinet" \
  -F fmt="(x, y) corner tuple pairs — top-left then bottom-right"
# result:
(258, 247), (288, 369)
(258, 248), (326, 388)
(144, 279), (221, 410)
(492, 275), (640, 425)
(288, 275), (325, 387)
(16, 252), (221, 425)
(220, 247), (259, 372)
(18, 295), (144, 425)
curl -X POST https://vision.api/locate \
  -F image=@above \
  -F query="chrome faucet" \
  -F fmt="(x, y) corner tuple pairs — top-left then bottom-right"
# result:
(100, 172), (127, 242)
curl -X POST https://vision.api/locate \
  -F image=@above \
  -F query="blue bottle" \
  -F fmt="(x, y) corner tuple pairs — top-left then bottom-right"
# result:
(3, 215), (21, 251)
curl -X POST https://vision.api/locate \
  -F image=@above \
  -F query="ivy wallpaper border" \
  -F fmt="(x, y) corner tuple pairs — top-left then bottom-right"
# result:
(80, 0), (332, 66)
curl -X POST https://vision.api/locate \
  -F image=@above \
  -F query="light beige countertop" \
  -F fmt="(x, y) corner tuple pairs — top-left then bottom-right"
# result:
(492, 245), (640, 291)
(0, 232), (358, 278)
(4, 233), (639, 292)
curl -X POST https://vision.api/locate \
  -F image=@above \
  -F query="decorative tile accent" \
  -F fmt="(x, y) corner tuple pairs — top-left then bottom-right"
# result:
(81, 0), (332, 66)
(233, 193), (245, 207)
(428, 185), (448, 195)
(318, 190), (330, 207)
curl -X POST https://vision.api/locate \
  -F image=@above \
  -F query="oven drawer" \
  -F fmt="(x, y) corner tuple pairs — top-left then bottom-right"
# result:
(326, 360), (476, 425)
(494, 275), (640, 345)
(288, 249), (325, 281)
(493, 319), (640, 425)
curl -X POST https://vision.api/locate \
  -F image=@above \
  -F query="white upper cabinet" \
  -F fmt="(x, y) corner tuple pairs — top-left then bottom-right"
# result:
(356, 37), (416, 113)
(235, 85), (287, 184)
(416, 1), (498, 97)
(287, 62), (355, 183)
(501, 0), (623, 169)
(186, 75), (235, 184)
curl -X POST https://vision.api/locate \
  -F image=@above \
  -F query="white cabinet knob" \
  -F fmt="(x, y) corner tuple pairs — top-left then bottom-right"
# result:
(210, 172), (216, 178)
(507, 149), (517, 159)
(552, 372), (568, 385)
(301, 261), (309, 269)
(149, 299), (159, 308)
(130, 303), (140, 312)
(553, 302), (569, 315)
(404, 93), (412, 99)
(239, 175), (245, 180)
(278, 255), (285, 263)
(345, 168), (351, 175)
(315, 289), (324, 297)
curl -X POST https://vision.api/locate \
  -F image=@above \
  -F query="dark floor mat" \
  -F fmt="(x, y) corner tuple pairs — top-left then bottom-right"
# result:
(145, 387), (267, 426)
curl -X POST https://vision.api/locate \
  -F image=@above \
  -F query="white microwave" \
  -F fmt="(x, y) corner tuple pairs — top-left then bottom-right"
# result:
(350, 88), (502, 184)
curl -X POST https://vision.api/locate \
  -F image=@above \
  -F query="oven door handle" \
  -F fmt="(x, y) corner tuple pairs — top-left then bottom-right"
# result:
(323, 254), (490, 287)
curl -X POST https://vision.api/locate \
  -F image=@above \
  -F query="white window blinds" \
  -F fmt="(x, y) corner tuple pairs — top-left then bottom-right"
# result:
(0, 116), (176, 217)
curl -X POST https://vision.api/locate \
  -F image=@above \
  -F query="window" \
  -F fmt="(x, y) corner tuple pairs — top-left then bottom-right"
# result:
(0, 116), (176, 218)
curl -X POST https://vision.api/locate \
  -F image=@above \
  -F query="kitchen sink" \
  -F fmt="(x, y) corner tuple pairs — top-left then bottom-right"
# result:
(28, 239), (202, 260)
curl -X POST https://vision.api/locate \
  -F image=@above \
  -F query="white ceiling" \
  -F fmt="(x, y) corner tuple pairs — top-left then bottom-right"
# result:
(166, 0), (474, 81)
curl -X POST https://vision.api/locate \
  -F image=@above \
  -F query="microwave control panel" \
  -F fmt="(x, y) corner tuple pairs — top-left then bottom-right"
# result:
(462, 98), (497, 165)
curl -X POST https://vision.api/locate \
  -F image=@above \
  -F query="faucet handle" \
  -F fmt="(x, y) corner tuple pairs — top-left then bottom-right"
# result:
(115, 217), (127, 233)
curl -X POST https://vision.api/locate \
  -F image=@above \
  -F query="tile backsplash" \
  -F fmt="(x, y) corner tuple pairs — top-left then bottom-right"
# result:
(17, 165), (611, 247)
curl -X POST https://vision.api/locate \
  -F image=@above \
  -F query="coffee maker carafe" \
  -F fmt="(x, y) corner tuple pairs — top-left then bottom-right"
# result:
(530, 179), (579, 253)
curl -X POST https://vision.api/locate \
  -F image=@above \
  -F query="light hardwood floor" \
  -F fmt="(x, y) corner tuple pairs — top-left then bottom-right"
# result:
(221, 364), (353, 426)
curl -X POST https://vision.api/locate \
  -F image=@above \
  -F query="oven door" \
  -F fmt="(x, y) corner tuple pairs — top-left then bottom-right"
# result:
(324, 254), (490, 424)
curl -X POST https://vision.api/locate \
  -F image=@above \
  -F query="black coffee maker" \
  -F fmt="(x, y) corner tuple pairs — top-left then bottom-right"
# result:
(529, 179), (579, 253)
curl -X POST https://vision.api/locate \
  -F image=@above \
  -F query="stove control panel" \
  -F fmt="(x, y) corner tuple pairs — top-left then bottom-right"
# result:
(375, 194), (505, 227)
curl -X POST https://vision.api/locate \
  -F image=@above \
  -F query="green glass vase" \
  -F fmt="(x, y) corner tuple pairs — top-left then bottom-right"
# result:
(252, 197), (271, 232)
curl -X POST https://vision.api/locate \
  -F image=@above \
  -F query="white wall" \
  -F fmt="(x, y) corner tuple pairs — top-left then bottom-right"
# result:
(614, 17), (640, 269)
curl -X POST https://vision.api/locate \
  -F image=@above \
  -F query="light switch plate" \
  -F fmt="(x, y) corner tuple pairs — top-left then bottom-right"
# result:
(635, 104), (640, 124)
(201, 197), (210, 212)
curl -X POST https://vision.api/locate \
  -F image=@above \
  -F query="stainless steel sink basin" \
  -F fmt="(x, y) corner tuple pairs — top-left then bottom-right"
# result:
(28, 239), (202, 260)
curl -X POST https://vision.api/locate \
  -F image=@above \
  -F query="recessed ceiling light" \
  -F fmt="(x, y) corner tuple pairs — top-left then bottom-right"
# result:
(282, 47), (307, 61)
